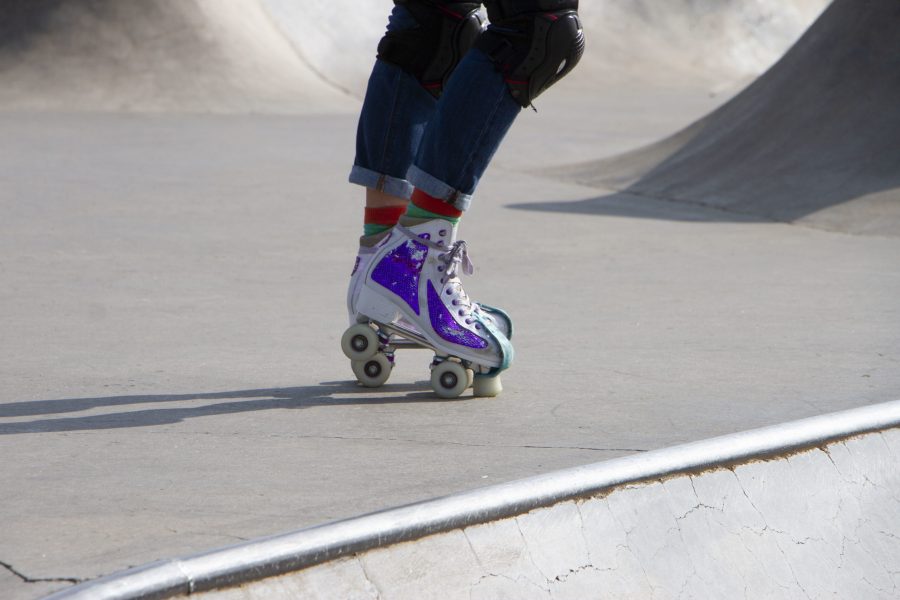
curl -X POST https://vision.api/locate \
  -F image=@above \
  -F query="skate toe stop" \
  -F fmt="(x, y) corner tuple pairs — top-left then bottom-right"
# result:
(472, 374), (502, 398)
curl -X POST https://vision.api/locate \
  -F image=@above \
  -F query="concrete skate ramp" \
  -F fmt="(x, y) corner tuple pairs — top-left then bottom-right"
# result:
(0, 0), (828, 113)
(550, 0), (900, 236)
(46, 401), (900, 599)
(564, 0), (828, 91)
(264, 0), (828, 98)
(0, 0), (354, 113)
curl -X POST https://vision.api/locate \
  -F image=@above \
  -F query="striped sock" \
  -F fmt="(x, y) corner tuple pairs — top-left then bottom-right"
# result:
(363, 205), (406, 237)
(406, 189), (462, 225)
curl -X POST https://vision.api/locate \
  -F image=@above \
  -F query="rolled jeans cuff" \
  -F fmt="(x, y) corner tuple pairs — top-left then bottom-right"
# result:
(407, 165), (473, 212)
(349, 166), (414, 199)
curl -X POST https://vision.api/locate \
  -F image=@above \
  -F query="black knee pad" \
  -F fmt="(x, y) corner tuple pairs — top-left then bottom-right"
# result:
(377, 0), (485, 98)
(478, 0), (584, 107)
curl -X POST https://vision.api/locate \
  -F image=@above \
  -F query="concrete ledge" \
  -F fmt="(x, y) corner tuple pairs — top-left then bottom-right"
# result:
(46, 400), (900, 599)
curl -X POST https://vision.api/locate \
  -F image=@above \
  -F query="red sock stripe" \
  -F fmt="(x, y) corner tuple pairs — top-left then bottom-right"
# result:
(364, 205), (406, 226)
(411, 188), (463, 219)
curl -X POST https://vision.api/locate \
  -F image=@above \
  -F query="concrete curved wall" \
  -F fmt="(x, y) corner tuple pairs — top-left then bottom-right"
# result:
(187, 429), (899, 599)
(0, 0), (353, 113)
(262, 0), (829, 97)
(0, 0), (828, 112)
(561, 0), (900, 237)
(45, 402), (900, 599)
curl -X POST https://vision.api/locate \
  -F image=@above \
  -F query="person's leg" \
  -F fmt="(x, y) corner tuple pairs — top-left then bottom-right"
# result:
(406, 0), (585, 216)
(348, 36), (523, 394)
(349, 46), (435, 235)
(348, 2), (485, 323)
(345, 5), (439, 322)
(393, 3), (584, 355)
(346, 2), (584, 396)
(405, 46), (521, 218)
(349, 2), (485, 237)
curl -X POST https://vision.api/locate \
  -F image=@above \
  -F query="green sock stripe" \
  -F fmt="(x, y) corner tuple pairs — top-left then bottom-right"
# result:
(364, 223), (392, 237)
(406, 203), (461, 225)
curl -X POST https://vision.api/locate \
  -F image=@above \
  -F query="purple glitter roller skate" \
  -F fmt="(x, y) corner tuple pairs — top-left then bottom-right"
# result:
(341, 218), (513, 398)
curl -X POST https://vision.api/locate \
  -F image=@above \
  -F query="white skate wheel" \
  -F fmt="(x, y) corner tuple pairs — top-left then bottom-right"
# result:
(352, 353), (392, 387)
(341, 324), (379, 361)
(472, 374), (502, 398)
(431, 361), (469, 399)
(466, 368), (474, 389)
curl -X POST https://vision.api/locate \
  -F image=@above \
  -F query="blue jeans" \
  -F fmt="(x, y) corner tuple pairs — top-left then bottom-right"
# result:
(349, 7), (522, 212)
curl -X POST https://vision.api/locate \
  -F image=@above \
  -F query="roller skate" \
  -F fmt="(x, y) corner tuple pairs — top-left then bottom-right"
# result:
(341, 218), (513, 398)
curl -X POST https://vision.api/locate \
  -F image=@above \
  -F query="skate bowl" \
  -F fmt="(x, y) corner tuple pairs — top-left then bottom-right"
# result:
(539, 0), (900, 237)
(44, 400), (900, 599)
(0, 0), (355, 113)
(0, 0), (828, 113)
(261, 0), (830, 97)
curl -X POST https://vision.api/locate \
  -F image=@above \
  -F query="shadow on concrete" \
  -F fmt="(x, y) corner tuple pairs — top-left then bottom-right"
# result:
(507, 190), (770, 223)
(527, 0), (900, 236)
(0, 382), (467, 435)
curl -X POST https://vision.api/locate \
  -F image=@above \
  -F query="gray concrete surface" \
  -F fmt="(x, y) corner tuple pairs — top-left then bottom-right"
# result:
(1, 0), (898, 598)
(2, 108), (898, 599)
(185, 427), (900, 599)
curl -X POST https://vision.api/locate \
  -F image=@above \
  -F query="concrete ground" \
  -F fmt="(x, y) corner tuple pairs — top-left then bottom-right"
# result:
(1, 93), (898, 599)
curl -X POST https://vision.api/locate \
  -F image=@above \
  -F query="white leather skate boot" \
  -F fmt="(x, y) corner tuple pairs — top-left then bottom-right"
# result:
(342, 218), (513, 398)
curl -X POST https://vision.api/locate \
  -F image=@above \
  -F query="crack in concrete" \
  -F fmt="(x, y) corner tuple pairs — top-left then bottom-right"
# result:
(606, 504), (657, 596)
(356, 556), (385, 600)
(471, 571), (551, 598)
(0, 559), (80, 585)
(510, 517), (555, 593)
(550, 562), (602, 584)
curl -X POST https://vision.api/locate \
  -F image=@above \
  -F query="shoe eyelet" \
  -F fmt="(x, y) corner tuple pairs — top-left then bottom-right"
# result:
(458, 310), (465, 316)
(437, 266), (444, 272)
(446, 289), (452, 296)
(439, 230), (447, 236)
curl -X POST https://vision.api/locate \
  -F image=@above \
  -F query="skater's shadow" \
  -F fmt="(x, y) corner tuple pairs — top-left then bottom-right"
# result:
(0, 381), (457, 435)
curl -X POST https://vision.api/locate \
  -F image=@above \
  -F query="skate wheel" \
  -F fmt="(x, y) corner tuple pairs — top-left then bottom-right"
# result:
(466, 368), (474, 389)
(430, 361), (469, 399)
(472, 374), (502, 398)
(341, 324), (379, 361)
(351, 353), (392, 387)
